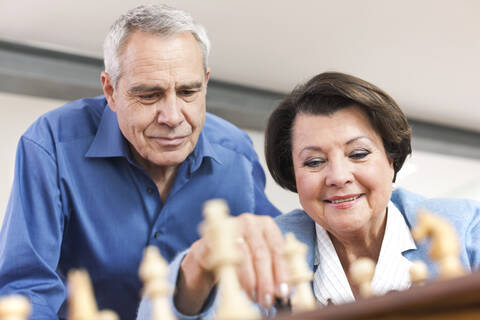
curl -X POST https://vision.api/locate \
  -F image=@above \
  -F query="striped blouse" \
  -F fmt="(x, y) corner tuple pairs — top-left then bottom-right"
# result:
(312, 202), (416, 306)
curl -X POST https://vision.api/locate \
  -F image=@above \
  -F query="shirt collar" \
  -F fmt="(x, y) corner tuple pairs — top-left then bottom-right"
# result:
(371, 202), (416, 294)
(186, 126), (222, 174)
(85, 106), (222, 174)
(383, 201), (417, 255)
(85, 104), (131, 159)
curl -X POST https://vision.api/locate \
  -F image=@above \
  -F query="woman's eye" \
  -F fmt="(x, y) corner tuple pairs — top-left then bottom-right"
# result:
(304, 158), (325, 168)
(349, 150), (370, 160)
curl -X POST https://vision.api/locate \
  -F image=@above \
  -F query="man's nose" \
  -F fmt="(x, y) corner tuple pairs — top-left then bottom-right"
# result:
(156, 93), (184, 128)
(324, 157), (353, 187)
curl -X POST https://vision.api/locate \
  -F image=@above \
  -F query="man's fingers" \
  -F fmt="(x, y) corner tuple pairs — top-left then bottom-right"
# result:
(236, 214), (282, 309)
(261, 218), (290, 299)
(235, 237), (257, 301)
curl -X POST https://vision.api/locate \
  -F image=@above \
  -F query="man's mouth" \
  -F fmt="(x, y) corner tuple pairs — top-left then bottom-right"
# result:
(151, 135), (188, 146)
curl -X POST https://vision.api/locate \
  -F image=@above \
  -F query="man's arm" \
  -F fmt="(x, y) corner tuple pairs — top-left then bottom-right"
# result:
(251, 159), (282, 217)
(0, 136), (66, 319)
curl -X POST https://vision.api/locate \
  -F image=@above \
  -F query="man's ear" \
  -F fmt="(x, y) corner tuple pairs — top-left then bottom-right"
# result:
(205, 68), (210, 85)
(101, 72), (116, 112)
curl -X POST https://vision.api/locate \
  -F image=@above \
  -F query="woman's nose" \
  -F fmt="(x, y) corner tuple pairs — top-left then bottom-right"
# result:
(324, 158), (353, 187)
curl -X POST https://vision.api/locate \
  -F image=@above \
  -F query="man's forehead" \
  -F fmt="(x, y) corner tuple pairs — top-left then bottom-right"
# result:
(116, 32), (205, 82)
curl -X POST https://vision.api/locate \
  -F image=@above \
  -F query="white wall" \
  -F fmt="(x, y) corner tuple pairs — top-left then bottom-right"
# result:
(1, 93), (479, 224)
(0, 93), (68, 222)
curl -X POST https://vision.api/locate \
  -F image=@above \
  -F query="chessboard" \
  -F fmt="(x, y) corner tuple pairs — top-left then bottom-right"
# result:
(273, 270), (480, 320)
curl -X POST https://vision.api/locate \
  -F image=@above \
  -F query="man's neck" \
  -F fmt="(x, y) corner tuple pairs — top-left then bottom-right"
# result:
(148, 165), (178, 202)
(132, 149), (179, 202)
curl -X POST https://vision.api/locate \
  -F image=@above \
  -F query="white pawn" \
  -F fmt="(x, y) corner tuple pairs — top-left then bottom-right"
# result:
(283, 233), (316, 312)
(199, 199), (259, 320)
(138, 246), (176, 320)
(68, 270), (99, 320)
(67, 269), (119, 320)
(411, 209), (465, 279)
(409, 260), (429, 286)
(349, 257), (375, 299)
(0, 295), (31, 320)
(97, 310), (119, 320)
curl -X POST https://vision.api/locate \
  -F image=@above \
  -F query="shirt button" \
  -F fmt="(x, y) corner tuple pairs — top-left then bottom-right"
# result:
(146, 187), (154, 194)
(154, 231), (161, 239)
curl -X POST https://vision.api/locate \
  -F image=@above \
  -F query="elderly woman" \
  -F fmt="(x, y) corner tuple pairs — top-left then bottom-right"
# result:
(137, 72), (480, 319)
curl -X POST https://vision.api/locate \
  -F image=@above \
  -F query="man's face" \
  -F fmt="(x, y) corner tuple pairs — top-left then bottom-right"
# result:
(103, 31), (209, 168)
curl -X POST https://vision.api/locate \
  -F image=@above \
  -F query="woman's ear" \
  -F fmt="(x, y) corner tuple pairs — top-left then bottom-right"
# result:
(389, 157), (397, 183)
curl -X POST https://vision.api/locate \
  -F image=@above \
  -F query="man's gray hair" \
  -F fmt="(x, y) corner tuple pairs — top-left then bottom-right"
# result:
(103, 4), (211, 87)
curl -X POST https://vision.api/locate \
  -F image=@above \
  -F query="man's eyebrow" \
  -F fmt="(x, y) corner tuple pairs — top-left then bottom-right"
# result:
(128, 82), (203, 94)
(176, 81), (203, 90)
(128, 85), (165, 94)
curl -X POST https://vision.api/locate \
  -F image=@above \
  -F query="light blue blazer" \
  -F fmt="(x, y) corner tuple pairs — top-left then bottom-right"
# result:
(136, 188), (480, 319)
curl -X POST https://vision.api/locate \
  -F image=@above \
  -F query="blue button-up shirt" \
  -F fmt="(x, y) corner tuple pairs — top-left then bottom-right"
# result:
(0, 96), (280, 319)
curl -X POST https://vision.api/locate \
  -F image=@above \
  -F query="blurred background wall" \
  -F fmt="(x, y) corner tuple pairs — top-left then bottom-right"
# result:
(1, 0), (480, 222)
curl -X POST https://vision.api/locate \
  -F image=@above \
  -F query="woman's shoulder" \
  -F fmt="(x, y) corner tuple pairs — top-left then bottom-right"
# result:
(274, 209), (315, 236)
(392, 187), (480, 228)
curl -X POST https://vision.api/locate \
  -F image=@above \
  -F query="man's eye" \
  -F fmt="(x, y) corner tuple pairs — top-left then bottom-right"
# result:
(179, 90), (197, 97)
(304, 158), (325, 168)
(138, 93), (160, 100)
(349, 150), (370, 160)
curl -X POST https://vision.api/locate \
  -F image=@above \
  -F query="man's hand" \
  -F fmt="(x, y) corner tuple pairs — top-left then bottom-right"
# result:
(234, 214), (289, 308)
(173, 213), (289, 314)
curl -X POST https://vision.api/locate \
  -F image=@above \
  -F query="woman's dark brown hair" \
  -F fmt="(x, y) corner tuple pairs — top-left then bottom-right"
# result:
(265, 72), (411, 193)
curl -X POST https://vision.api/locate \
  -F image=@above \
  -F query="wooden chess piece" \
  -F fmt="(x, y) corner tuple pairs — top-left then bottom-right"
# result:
(283, 232), (316, 313)
(409, 260), (429, 286)
(0, 295), (31, 320)
(411, 209), (465, 279)
(68, 269), (99, 320)
(138, 246), (176, 320)
(67, 269), (119, 320)
(199, 199), (259, 320)
(97, 310), (119, 320)
(349, 257), (375, 299)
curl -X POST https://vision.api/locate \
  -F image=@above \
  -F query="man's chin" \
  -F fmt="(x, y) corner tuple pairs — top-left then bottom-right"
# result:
(149, 150), (191, 167)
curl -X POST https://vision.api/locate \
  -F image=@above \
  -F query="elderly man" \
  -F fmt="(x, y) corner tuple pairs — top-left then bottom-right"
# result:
(0, 4), (280, 319)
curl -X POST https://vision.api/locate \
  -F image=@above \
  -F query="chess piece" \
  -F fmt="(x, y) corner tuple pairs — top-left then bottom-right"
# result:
(199, 199), (259, 320)
(409, 260), (429, 286)
(68, 269), (99, 320)
(411, 209), (465, 279)
(138, 246), (176, 320)
(97, 310), (119, 320)
(283, 233), (316, 312)
(68, 269), (119, 320)
(0, 295), (31, 320)
(349, 257), (375, 299)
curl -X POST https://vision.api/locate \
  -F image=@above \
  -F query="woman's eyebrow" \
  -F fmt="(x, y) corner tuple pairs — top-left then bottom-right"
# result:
(346, 136), (372, 145)
(298, 136), (373, 156)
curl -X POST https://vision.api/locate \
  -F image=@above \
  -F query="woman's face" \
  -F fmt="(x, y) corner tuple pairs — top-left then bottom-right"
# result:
(291, 106), (395, 239)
